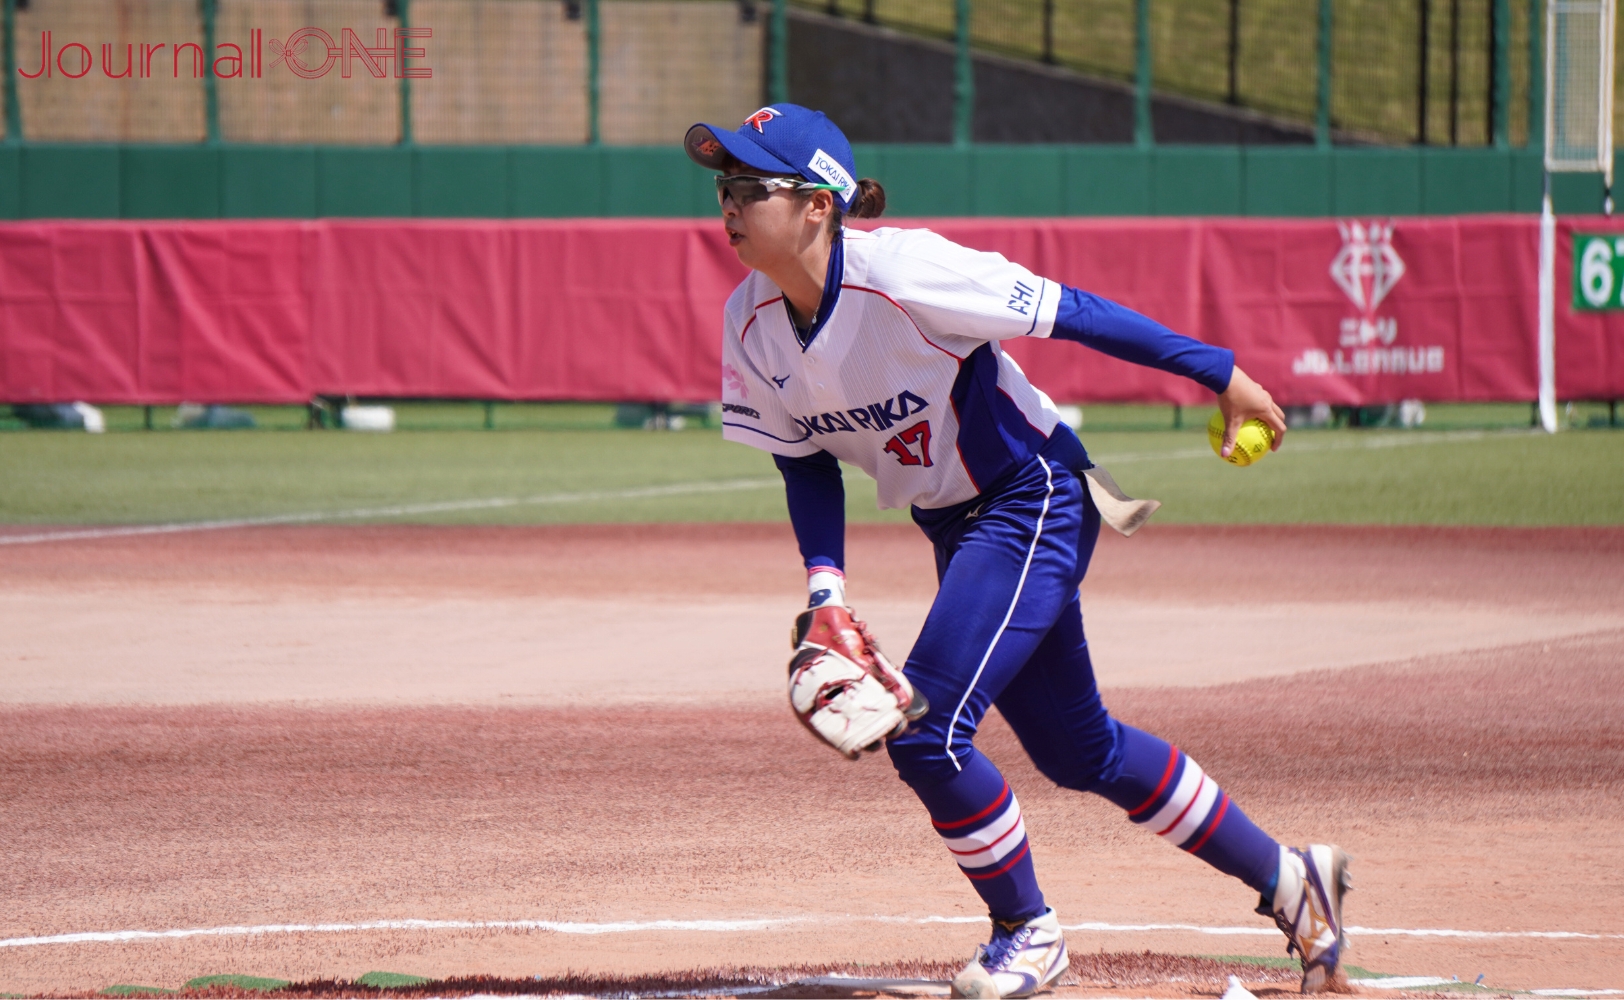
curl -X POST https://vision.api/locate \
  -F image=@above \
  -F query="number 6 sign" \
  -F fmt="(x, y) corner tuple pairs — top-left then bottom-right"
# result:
(1573, 234), (1624, 309)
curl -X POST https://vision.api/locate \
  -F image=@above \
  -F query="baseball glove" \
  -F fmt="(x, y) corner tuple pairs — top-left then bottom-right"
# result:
(788, 605), (929, 759)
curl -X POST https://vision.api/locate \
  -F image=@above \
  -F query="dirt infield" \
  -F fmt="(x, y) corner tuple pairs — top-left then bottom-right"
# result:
(1, 525), (1621, 997)
(5, 524), (1621, 705)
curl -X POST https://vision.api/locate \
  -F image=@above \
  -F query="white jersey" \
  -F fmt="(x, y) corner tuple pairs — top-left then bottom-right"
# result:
(720, 226), (1066, 510)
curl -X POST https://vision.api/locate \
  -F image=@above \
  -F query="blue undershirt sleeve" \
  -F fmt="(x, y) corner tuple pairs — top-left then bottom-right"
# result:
(774, 450), (846, 572)
(1050, 285), (1235, 394)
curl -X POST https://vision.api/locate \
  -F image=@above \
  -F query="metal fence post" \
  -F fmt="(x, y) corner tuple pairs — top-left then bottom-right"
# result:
(1225, 0), (1239, 104)
(398, 0), (413, 143)
(201, 0), (221, 142)
(1042, 0), (1054, 64)
(1492, 0), (1509, 145)
(2, 0), (20, 143)
(1418, 0), (1430, 143)
(1134, 0), (1151, 147)
(769, 0), (788, 103)
(587, 0), (601, 144)
(1448, 0), (1460, 144)
(953, 0), (972, 146)
(1315, 0), (1332, 148)
(1526, 0), (1542, 147)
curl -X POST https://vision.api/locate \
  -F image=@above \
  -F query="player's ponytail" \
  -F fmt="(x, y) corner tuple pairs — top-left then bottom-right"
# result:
(848, 178), (886, 219)
(828, 178), (886, 236)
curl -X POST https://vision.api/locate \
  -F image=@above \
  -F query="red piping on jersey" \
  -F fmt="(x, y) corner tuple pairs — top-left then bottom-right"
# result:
(997, 386), (1050, 437)
(840, 284), (963, 361)
(739, 296), (785, 343)
(964, 840), (1031, 879)
(1127, 746), (1181, 817)
(931, 783), (1010, 831)
(1184, 792), (1229, 853)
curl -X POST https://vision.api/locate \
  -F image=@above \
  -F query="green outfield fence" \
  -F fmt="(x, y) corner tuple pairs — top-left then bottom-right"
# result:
(0, 143), (1614, 219)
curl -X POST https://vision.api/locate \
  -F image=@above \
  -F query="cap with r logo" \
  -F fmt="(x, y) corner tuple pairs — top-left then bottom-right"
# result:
(685, 104), (858, 212)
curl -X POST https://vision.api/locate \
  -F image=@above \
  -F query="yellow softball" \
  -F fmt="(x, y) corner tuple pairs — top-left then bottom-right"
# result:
(1207, 410), (1275, 467)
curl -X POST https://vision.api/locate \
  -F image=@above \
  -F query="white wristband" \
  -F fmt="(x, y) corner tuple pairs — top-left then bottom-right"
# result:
(807, 568), (846, 608)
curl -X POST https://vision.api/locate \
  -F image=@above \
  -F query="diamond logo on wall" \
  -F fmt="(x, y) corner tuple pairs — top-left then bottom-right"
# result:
(1329, 220), (1405, 315)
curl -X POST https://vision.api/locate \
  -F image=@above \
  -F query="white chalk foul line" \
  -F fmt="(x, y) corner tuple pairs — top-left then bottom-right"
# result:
(1349, 925), (1624, 940)
(1059, 921), (1624, 941)
(0, 478), (782, 547)
(5, 914), (1622, 951)
(1353, 981), (1624, 995)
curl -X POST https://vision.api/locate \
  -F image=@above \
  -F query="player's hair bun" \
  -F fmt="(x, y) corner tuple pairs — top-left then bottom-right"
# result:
(848, 178), (886, 219)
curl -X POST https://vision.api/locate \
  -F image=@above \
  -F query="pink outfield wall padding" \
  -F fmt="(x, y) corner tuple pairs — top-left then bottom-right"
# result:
(1, 215), (1617, 406)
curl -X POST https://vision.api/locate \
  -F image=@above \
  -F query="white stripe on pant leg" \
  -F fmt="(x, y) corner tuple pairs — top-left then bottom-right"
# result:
(951, 816), (1026, 870)
(941, 798), (1026, 869)
(1161, 774), (1220, 846)
(1143, 757), (1204, 832)
(944, 460), (1057, 770)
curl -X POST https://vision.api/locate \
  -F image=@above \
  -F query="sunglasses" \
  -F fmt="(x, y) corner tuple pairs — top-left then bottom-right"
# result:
(715, 174), (844, 206)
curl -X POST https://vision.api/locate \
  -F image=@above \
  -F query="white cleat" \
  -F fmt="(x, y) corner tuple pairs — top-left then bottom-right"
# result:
(950, 907), (1068, 999)
(1262, 844), (1352, 993)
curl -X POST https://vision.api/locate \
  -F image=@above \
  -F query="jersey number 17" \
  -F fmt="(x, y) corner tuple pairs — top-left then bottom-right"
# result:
(883, 420), (933, 467)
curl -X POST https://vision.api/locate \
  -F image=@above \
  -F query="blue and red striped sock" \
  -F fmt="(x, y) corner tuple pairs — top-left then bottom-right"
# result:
(908, 750), (1046, 923)
(1094, 723), (1279, 895)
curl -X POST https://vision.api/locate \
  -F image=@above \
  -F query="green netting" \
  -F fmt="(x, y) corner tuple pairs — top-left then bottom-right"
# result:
(14, 0), (210, 141)
(789, 0), (1545, 145)
(5, 0), (763, 145)
(1547, 0), (1613, 169)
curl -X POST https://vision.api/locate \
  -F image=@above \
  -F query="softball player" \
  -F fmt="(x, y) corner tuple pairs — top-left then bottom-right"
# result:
(686, 105), (1350, 999)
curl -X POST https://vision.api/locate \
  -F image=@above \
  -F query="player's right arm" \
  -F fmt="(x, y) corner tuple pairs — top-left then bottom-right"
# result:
(1049, 288), (1233, 392)
(872, 230), (1234, 389)
(1050, 289), (1284, 453)
(867, 229), (1283, 454)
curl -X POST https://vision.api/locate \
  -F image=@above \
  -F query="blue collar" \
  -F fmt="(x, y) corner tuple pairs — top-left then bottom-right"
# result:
(787, 235), (844, 351)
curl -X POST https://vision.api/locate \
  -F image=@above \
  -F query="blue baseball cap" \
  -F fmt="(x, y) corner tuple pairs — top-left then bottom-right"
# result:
(685, 104), (859, 211)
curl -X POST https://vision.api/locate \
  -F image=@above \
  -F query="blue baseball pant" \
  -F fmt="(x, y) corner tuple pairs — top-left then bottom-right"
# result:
(887, 456), (1279, 923)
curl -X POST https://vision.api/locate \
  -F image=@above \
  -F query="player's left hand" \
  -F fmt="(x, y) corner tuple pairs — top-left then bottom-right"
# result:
(1216, 365), (1287, 459)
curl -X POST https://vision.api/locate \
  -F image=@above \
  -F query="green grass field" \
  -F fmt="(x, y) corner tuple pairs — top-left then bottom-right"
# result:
(3, 403), (1620, 527)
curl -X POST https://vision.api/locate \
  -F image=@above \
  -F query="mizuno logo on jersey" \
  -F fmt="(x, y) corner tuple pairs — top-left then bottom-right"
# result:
(794, 390), (928, 437)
